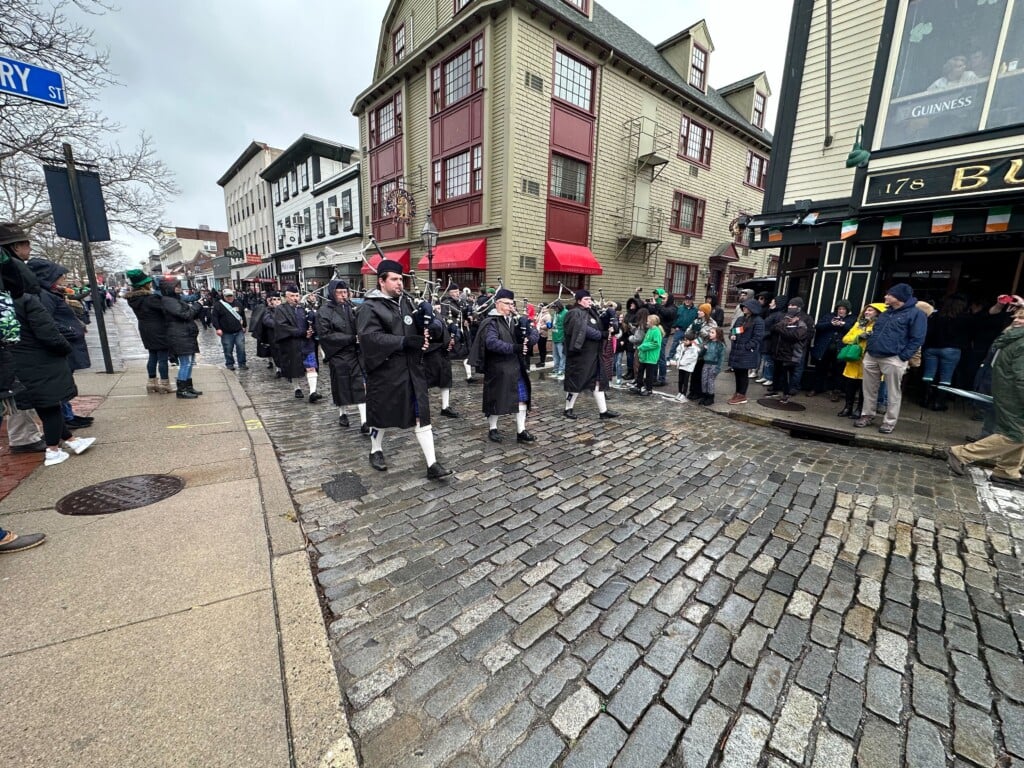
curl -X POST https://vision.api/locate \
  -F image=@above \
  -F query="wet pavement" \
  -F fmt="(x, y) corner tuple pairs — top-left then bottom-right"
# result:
(226, 327), (1024, 768)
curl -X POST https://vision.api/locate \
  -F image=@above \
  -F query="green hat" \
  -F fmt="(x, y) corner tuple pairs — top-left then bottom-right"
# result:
(126, 269), (152, 289)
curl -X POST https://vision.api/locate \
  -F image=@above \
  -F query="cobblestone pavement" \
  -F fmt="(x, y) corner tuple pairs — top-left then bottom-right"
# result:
(234, 337), (1024, 768)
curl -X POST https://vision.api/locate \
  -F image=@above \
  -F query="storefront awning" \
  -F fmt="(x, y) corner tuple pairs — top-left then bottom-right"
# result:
(416, 238), (487, 271)
(544, 241), (603, 275)
(234, 263), (264, 280)
(361, 249), (411, 275)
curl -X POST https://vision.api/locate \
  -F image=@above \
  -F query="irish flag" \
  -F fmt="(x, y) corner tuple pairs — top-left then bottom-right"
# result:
(985, 206), (1012, 233)
(881, 216), (902, 238)
(840, 219), (858, 240)
(768, 229), (783, 243)
(931, 212), (954, 234)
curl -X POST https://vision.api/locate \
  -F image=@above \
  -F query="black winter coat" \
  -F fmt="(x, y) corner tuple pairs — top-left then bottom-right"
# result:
(273, 303), (316, 379)
(158, 284), (200, 355)
(727, 299), (765, 370)
(26, 259), (90, 372)
(317, 295), (365, 405)
(471, 313), (535, 415)
(12, 280), (76, 410)
(127, 288), (169, 351)
(770, 311), (811, 365)
(563, 304), (608, 393)
(423, 322), (453, 390)
(356, 290), (441, 428)
(211, 299), (246, 333)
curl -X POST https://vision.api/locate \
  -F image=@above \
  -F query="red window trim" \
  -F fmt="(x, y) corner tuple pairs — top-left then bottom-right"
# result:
(393, 25), (405, 66)
(368, 92), (403, 150)
(432, 144), (483, 205)
(753, 91), (766, 129)
(560, 0), (590, 13)
(744, 150), (768, 191)
(543, 271), (590, 294)
(689, 43), (708, 92)
(669, 191), (706, 236)
(678, 116), (713, 168)
(548, 153), (591, 208)
(431, 34), (484, 115)
(552, 47), (597, 116)
(664, 260), (699, 298)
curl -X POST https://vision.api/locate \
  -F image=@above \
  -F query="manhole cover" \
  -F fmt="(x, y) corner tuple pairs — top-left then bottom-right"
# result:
(56, 474), (185, 516)
(322, 472), (366, 502)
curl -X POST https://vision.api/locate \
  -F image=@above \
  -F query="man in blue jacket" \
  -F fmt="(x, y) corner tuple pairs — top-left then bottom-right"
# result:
(855, 283), (927, 434)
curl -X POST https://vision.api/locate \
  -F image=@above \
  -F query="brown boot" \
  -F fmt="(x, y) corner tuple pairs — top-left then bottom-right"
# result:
(146, 377), (160, 394)
(157, 378), (173, 394)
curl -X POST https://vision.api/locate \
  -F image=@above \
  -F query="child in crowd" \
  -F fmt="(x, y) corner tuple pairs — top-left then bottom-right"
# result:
(670, 330), (701, 402)
(633, 314), (663, 396)
(699, 327), (726, 406)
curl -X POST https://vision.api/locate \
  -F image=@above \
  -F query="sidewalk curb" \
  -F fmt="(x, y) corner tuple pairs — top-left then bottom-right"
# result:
(224, 373), (358, 768)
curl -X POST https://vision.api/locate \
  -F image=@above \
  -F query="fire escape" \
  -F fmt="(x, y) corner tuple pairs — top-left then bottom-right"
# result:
(616, 116), (670, 277)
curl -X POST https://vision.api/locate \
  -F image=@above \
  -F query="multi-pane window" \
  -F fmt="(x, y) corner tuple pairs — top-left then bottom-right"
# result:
(562, 0), (589, 12)
(432, 36), (483, 113)
(433, 146), (483, 203)
(745, 152), (768, 189)
(281, 178), (289, 202)
(472, 146), (483, 191)
(446, 152), (471, 198)
(554, 50), (594, 112)
(327, 195), (339, 235)
(373, 179), (398, 221)
(273, 182), (280, 205)
(690, 45), (708, 91)
(753, 92), (766, 129)
(665, 261), (698, 297)
(679, 116), (713, 166)
(454, 0), (471, 11)
(370, 94), (402, 148)
(303, 209), (311, 241)
(393, 25), (405, 65)
(341, 190), (353, 231)
(671, 192), (706, 235)
(543, 271), (589, 293)
(550, 154), (589, 204)
(316, 202), (325, 238)
(300, 162), (309, 190)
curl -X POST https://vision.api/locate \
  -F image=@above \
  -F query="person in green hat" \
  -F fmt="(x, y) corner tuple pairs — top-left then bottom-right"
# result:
(125, 269), (172, 394)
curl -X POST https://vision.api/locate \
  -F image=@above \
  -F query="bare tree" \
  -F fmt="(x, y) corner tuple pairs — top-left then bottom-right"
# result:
(0, 0), (178, 269)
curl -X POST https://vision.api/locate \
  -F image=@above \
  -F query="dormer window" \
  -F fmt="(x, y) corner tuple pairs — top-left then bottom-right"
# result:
(562, 0), (590, 13)
(690, 44), (708, 91)
(393, 25), (405, 65)
(753, 92), (766, 129)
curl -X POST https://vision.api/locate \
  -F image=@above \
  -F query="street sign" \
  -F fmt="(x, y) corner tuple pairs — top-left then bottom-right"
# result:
(0, 55), (68, 108)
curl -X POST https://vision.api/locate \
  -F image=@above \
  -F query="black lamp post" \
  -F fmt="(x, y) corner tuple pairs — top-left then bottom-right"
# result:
(421, 209), (439, 296)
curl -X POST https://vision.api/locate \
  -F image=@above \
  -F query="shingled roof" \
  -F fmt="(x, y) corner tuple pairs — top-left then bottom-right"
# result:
(531, 0), (772, 146)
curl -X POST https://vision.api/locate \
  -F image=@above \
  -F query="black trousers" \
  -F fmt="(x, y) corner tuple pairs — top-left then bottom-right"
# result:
(36, 404), (72, 447)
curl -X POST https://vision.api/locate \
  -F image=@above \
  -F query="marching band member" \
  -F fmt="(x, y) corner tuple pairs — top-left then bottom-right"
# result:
(562, 289), (619, 421)
(316, 280), (368, 432)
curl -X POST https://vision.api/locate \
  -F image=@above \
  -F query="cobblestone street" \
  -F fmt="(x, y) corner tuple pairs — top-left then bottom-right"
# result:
(235, 339), (1024, 768)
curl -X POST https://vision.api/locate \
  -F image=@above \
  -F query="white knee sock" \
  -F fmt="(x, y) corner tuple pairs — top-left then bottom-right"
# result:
(441, 388), (451, 410)
(593, 390), (608, 413)
(488, 415), (499, 430)
(566, 393), (579, 410)
(357, 403), (367, 425)
(414, 424), (436, 466)
(370, 428), (384, 453)
(464, 360), (473, 379)
(516, 403), (527, 433)
(339, 406), (346, 416)
(306, 371), (318, 393)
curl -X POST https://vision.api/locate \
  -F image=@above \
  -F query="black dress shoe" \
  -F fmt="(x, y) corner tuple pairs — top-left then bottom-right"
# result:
(360, 423), (371, 436)
(369, 451), (387, 471)
(294, 388), (304, 398)
(837, 407), (853, 418)
(10, 439), (46, 453)
(440, 407), (460, 418)
(427, 462), (453, 480)
(71, 415), (94, 424)
(308, 392), (323, 403)
(65, 416), (93, 428)
(338, 414), (350, 428)
(563, 409), (577, 420)
(488, 429), (502, 442)
(599, 410), (619, 419)
(517, 430), (536, 442)
(465, 377), (478, 384)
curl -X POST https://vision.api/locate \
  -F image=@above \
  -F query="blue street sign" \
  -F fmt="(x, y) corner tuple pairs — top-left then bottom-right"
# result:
(0, 55), (68, 108)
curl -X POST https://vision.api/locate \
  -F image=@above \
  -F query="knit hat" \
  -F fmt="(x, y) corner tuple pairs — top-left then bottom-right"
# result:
(836, 299), (852, 312)
(375, 259), (404, 277)
(0, 222), (29, 246)
(447, 283), (460, 291)
(495, 288), (515, 301)
(886, 283), (913, 303)
(336, 280), (349, 290)
(283, 284), (300, 294)
(126, 269), (152, 289)
(788, 297), (805, 309)
(698, 303), (712, 316)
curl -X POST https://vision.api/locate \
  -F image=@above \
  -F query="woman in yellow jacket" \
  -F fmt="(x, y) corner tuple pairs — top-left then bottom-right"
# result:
(837, 302), (886, 418)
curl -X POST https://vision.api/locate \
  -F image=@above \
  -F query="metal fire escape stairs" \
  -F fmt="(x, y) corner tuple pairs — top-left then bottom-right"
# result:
(616, 116), (670, 278)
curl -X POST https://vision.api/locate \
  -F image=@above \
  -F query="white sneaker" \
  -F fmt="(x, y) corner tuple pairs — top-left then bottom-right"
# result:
(755, 377), (766, 384)
(44, 448), (70, 466)
(63, 436), (96, 455)
(762, 380), (773, 387)
(748, 370), (756, 377)
(676, 393), (688, 402)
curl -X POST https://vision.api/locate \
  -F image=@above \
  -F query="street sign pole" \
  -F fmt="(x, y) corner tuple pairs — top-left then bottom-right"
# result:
(63, 142), (115, 374)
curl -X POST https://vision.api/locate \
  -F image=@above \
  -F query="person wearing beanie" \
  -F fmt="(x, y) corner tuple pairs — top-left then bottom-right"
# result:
(251, 292), (284, 374)
(467, 286), (539, 443)
(561, 290), (619, 420)
(317, 279), (368, 432)
(126, 269), (172, 394)
(441, 283), (473, 382)
(158, 277), (203, 398)
(211, 287), (248, 371)
(855, 283), (927, 434)
(810, 298), (855, 399)
(766, 297), (811, 404)
(356, 258), (452, 480)
(273, 284), (321, 402)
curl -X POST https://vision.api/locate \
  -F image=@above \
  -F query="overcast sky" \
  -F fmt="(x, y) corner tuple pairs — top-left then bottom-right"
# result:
(82, 0), (794, 261)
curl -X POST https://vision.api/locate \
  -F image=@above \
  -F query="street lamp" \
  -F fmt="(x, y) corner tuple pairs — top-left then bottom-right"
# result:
(421, 209), (439, 296)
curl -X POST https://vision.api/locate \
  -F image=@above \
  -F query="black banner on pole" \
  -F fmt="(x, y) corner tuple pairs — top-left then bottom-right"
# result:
(43, 165), (111, 242)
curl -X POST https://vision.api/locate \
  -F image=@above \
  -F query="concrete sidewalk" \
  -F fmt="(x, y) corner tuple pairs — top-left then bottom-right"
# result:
(0, 302), (355, 768)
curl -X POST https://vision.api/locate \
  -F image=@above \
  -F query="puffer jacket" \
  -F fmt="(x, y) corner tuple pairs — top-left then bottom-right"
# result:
(727, 299), (765, 370)
(841, 303), (887, 380)
(866, 297), (927, 361)
(158, 280), (200, 355)
(127, 287), (169, 351)
(11, 265), (75, 409)
(26, 258), (90, 372)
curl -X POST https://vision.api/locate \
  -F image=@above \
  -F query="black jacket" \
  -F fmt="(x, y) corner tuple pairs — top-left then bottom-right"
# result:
(158, 282), (200, 355)
(471, 312), (536, 415)
(273, 302), (316, 379)
(211, 298), (247, 334)
(317, 286), (365, 405)
(27, 258), (90, 372)
(11, 267), (76, 409)
(563, 304), (608, 393)
(127, 287), (169, 351)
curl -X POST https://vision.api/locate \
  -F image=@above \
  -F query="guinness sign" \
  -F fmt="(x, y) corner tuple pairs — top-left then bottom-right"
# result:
(865, 151), (1024, 206)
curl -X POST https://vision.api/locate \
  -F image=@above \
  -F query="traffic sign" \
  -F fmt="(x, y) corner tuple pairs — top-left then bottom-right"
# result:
(0, 55), (68, 108)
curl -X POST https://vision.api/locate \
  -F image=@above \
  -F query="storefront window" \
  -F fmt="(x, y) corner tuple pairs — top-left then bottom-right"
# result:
(880, 0), (1019, 147)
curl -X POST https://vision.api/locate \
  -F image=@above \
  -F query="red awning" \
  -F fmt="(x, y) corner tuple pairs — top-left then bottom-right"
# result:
(416, 238), (487, 271)
(544, 241), (603, 275)
(361, 249), (411, 275)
